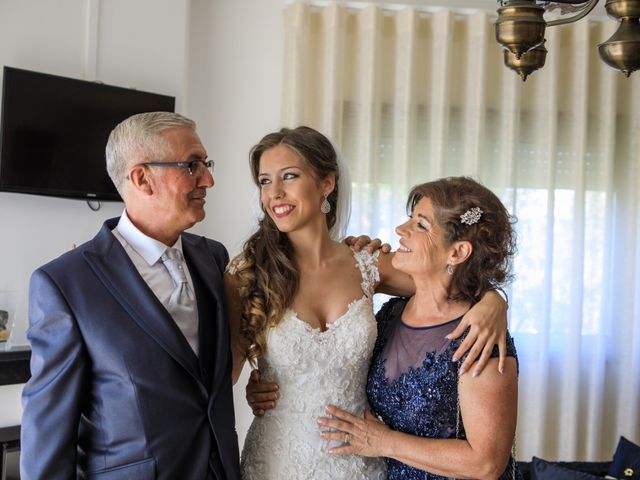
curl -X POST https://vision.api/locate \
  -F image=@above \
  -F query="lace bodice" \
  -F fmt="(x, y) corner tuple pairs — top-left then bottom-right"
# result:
(240, 249), (386, 480)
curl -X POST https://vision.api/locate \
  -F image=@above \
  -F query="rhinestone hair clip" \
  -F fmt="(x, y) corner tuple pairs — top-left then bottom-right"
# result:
(460, 207), (483, 225)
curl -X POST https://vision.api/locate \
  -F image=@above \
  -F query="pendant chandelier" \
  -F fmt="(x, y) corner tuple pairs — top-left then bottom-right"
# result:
(495, 0), (640, 80)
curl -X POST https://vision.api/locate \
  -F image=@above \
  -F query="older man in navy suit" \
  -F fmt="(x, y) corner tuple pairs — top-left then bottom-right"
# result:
(21, 112), (240, 479)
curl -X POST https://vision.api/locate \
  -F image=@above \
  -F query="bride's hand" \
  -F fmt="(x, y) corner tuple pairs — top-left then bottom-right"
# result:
(318, 406), (391, 457)
(245, 369), (279, 416)
(447, 290), (508, 377)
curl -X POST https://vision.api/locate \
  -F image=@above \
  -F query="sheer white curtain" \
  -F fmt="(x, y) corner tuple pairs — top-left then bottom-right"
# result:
(281, 1), (640, 461)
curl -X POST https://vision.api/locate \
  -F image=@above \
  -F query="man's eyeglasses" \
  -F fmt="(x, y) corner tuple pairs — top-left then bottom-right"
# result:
(142, 159), (215, 176)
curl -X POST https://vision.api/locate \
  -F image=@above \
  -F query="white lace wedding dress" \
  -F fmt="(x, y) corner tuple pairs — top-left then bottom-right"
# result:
(240, 249), (386, 480)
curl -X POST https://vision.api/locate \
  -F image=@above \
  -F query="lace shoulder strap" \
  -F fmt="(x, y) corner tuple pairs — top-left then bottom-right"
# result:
(352, 248), (380, 298)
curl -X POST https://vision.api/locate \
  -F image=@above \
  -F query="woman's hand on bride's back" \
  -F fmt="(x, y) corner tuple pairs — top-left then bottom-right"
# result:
(246, 369), (280, 416)
(344, 235), (391, 254)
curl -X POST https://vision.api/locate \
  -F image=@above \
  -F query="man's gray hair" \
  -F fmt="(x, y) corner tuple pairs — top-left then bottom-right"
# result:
(106, 111), (197, 197)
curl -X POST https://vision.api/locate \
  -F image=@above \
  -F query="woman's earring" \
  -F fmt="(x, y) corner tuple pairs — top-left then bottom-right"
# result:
(446, 264), (454, 275)
(320, 194), (331, 214)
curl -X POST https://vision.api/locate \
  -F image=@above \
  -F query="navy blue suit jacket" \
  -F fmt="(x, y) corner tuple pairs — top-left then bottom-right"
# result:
(21, 218), (241, 480)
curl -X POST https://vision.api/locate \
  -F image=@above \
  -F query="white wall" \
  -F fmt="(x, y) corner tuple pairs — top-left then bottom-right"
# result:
(0, 0), (285, 442)
(187, 0), (285, 254)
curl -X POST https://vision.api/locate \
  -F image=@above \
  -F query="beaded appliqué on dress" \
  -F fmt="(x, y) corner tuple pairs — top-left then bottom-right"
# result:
(240, 249), (386, 480)
(352, 249), (380, 297)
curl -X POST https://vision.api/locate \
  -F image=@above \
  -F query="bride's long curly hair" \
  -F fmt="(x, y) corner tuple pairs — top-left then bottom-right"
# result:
(233, 126), (340, 363)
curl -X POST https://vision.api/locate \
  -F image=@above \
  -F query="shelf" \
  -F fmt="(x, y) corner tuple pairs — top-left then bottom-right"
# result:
(0, 347), (31, 386)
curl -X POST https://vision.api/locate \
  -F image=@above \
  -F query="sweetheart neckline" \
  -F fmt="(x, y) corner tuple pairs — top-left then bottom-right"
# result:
(286, 294), (369, 334)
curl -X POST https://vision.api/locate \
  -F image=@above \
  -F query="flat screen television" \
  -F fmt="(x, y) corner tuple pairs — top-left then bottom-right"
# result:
(0, 66), (175, 201)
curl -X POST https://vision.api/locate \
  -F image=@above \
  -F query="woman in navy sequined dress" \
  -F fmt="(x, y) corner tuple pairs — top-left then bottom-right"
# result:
(320, 177), (522, 479)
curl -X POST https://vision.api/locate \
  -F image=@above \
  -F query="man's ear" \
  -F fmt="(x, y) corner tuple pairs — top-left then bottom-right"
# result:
(449, 240), (473, 266)
(128, 165), (153, 196)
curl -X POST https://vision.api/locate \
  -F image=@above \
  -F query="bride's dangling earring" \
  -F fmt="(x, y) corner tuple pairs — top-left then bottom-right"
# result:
(321, 193), (331, 214)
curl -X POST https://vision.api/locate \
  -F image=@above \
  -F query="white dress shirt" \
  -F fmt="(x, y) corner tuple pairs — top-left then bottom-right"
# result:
(112, 210), (200, 355)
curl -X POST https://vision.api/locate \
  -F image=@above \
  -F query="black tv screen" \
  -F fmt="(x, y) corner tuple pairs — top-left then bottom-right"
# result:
(0, 66), (175, 201)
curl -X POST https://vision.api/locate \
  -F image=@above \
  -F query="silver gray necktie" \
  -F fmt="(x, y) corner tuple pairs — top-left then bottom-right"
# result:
(161, 248), (198, 355)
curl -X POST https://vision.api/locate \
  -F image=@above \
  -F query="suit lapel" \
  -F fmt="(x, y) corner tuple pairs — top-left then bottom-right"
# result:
(83, 219), (202, 384)
(182, 234), (229, 396)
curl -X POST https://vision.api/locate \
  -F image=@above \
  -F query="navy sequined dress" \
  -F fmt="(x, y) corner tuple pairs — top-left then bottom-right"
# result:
(366, 297), (521, 480)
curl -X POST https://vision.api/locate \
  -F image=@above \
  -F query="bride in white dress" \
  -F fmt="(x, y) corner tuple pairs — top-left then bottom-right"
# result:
(224, 126), (508, 480)
(239, 246), (388, 479)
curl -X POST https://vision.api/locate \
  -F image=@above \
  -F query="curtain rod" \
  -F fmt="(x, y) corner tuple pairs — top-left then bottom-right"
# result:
(287, 0), (608, 20)
(286, 0), (499, 15)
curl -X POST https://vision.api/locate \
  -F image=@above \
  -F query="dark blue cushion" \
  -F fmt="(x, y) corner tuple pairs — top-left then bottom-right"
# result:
(531, 457), (601, 480)
(608, 436), (640, 480)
